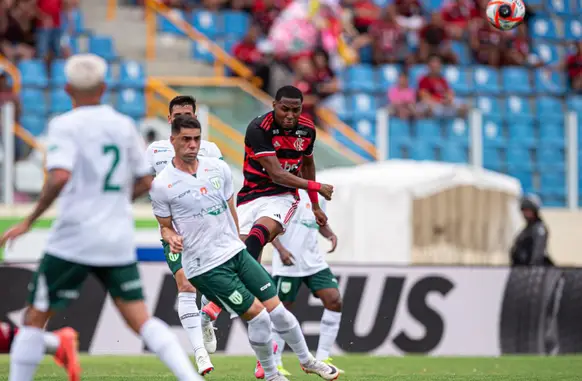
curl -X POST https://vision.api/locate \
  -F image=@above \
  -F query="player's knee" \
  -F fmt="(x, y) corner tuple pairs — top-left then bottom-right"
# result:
(175, 270), (196, 293)
(23, 306), (51, 328)
(242, 299), (267, 321)
(322, 291), (342, 312)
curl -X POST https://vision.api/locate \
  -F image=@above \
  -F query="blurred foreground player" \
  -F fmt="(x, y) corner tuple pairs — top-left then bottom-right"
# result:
(146, 95), (219, 373)
(271, 190), (344, 375)
(0, 54), (203, 381)
(202, 86), (334, 316)
(150, 115), (340, 381)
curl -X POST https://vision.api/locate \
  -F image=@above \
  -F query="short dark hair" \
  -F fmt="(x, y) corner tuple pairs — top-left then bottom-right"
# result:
(169, 95), (196, 114)
(275, 86), (303, 102)
(171, 115), (201, 135)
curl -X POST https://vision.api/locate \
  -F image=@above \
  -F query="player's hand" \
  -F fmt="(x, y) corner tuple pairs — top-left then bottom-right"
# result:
(327, 233), (338, 253)
(279, 248), (295, 266)
(168, 234), (184, 253)
(0, 220), (32, 248)
(318, 184), (334, 201)
(313, 207), (328, 227)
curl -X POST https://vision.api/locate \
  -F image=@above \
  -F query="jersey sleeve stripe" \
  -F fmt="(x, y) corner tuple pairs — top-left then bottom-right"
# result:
(260, 113), (274, 130)
(298, 116), (315, 129)
(254, 151), (276, 158)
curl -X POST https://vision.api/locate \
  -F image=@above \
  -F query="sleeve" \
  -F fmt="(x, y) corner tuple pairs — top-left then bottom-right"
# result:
(220, 160), (235, 199)
(245, 119), (276, 158)
(128, 122), (152, 178)
(149, 179), (171, 218)
(209, 142), (224, 160)
(45, 119), (77, 171)
(530, 223), (548, 265)
(304, 126), (317, 157)
(144, 143), (156, 175)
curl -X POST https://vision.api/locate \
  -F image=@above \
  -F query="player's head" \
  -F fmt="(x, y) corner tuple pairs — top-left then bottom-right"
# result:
(64, 54), (107, 106)
(170, 114), (202, 163)
(273, 85), (303, 129)
(168, 95), (197, 124)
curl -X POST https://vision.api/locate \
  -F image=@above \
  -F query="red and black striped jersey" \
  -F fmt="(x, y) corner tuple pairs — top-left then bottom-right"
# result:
(236, 112), (316, 206)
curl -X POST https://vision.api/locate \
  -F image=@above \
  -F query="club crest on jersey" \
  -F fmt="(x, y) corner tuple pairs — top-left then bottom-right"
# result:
(294, 138), (304, 151)
(228, 290), (243, 305)
(281, 281), (292, 294)
(210, 177), (221, 190)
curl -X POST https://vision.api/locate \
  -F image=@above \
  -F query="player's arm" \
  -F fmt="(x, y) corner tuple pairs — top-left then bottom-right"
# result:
(300, 128), (321, 209)
(150, 180), (183, 253)
(272, 237), (295, 265)
(319, 223), (338, 253)
(129, 123), (154, 200)
(27, 169), (70, 225)
(227, 197), (240, 235)
(529, 223), (548, 265)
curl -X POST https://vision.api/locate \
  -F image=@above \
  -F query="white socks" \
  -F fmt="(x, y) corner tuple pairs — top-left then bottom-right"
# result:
(141, 317), (203, 381)
(178, 292), (205, 355)
(248, 309), (277, 379)
(9, 326), (45, 381)
(316, 309), (342, 360)
(272, 330), (286, 366)
(269, 304), (311, 364)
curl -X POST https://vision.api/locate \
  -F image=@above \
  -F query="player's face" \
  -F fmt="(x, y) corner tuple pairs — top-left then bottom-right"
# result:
(273, 97), (302, 129)
(171, 128), (201, 163)
(168, 104), (195, 124)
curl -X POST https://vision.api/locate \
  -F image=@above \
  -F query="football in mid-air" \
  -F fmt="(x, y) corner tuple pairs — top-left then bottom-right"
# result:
(486, 0), (526, 31)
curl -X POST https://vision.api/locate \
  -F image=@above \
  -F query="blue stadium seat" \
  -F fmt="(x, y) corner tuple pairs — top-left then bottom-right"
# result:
(349, 93), (376, 119)
(547, 0), (571, 15)
(567, 95), (582, 112)
(344, 65), (376, 92)
(501, 67), (531, 94)
(50, 88), (73, 114)
(451, 41), (471, 65)
(378, 64), (401, 91)
(508, 169), (534, 191)
(18, 60), (48, 88)
(537, 145), (565, 168)
(409, 65), (427, 87)
(101, 92), (112, 105)
(88, 35), (116, 61)
(191, 41), (215, 63)
(158, 10), (186, 36)
(423, 0), (443, 12)
(539, 123), (565, 146)
(564, 19), (582, 41)
(475, 96), (501, 116)
(222, 11), (250, 40)
(63, 35), (79, 55)
(20, 89), (47, 116)
(526, 0), (543, 7)
(325, 94), (350, 121)
(414, 119), (442, 141)
(410, 140), (435, 161)
(223, 38), (238, 56)
(441, 142), (468, 163)
(192, 11), (219, 38)
(473, 66), (500, 94)
(536, 96), (563, 115)
(50, 59), (66, 87)
(389, 117), (411, 140)
(62, 8), (86, 35)
(389, 134), (412, 159)
(508, 121), (536, 147)
(530, 17), (558, 40)
(532, 42), (561, 66)
(373, 0), (390, 7)
(20, 115), (46, 136)
(119, 60), (146, 88)
(353, 118), (376, 144)
(482, 115), (506, 148)
(443, 66), (472, 95)
(117, 89), (146, 119)
(444, 118), (469, 143)
(104, 65), (117, 88)
(507, 145), (533, 170)
(534, 69), (566, 95)
(505, 96), (533, 119)
(484, 148), (504, 171)
(358, 45), (373, 64)
(540, 171), (566, 200)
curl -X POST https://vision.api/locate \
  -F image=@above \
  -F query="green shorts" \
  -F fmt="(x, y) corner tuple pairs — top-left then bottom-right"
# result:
(189, 249), (277, 316)
(273, 267), (338, 303)
(162, 239), (182, 275)
(27, 253), (144, 312)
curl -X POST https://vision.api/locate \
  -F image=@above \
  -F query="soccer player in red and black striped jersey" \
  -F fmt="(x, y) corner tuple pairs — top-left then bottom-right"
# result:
(236, 85), (334, 263)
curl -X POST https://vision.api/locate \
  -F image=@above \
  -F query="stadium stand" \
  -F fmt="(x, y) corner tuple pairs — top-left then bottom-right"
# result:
(1, 0), (582, 207)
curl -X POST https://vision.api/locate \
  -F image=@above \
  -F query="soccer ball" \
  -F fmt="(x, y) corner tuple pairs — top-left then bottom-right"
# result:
(486, 0), (526, 31)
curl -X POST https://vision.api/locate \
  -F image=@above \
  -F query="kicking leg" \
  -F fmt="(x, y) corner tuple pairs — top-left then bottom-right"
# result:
(244, 216), (282, 262)
(314, 288), (344, 373)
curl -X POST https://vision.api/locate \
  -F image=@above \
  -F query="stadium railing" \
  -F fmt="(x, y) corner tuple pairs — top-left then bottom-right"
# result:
(147, 77), (245, 167)
(134, 0), (377, 161)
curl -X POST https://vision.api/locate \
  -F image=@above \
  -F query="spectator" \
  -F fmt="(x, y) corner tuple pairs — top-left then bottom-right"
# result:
(388, 72), (417, 119)
(232, 25), (272, 93)
(1, 1), (37, 61)
(564, 41), (582, 93)
(312, 49), (339, 101)
(503, 24), (533, 66)
(394, 0), (424, 31)
(349, 0), (380, 35)
(418, 12), (457, 64)
(417, 55), (468, 117)
(369, 5), (411, 65)
(253, 0), (282, 35)
(36, 0), (66, 62)
(440, 0), (478, 40)
(293, 57), (319, 121)
(469, 17), (504, 67)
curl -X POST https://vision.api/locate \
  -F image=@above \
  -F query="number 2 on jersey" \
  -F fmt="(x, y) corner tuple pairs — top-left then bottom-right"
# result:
(103, 144), (121, 192)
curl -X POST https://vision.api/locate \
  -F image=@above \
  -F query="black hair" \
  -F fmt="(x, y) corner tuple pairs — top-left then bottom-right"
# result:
(275, 86), (303, 102)
(171, 115), (201, 135)
(169, 95), (196, 114)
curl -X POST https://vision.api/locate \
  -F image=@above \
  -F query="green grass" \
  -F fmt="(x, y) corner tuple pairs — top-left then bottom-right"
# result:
(1, 355), (581, 380)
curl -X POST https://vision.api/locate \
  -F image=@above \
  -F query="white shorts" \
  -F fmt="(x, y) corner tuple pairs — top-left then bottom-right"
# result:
(237, 194), (299, 236)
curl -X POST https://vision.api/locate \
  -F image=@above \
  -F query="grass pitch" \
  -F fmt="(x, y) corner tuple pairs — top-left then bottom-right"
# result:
(0, 354), (581, 380)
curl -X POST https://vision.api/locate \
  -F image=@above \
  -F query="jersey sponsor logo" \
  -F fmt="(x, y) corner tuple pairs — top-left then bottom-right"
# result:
(120, 279), (143, 292)
(156, 161), (167, 166)
(294, 138), (305, 151)
(228, 290), (243, 305)
(282, 161), (300, 173)
(154, 149), (170, 153)
(281, 281), (292, 294)
(260, 282), (271, 291)
(56, 290), (80, 299)
(206, 201), (227, 216)
(274, 213), (281, 219)
(210, 177), (221, 190)
(200, 187), (208, 195)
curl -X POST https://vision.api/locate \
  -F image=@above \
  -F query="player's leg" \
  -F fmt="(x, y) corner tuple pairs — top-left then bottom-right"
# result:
(164, 240), (216, 361)
(238, 250), (339, 380)
(271, 276), (302, 376)
(306, 269), (344, 373)
(189, 255), (284, 381)
(10, 254), (85, 381)
(94, 264), (203, 380)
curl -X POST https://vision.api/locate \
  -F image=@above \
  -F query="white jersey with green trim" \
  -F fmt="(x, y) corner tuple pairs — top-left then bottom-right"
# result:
(149, 157), (245, 278)
(44, 105), (151, 266)
(271, 189), (329, 277)
(145, 139), (222, 175)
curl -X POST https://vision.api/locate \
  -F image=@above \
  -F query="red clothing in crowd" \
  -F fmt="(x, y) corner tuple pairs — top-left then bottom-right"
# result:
(418, 75), (450, 102)
(566, 53), (582, 79)
(232, 41), (262, 64)
(369, 20), (405, 52)
(37, 0), (62, 27)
